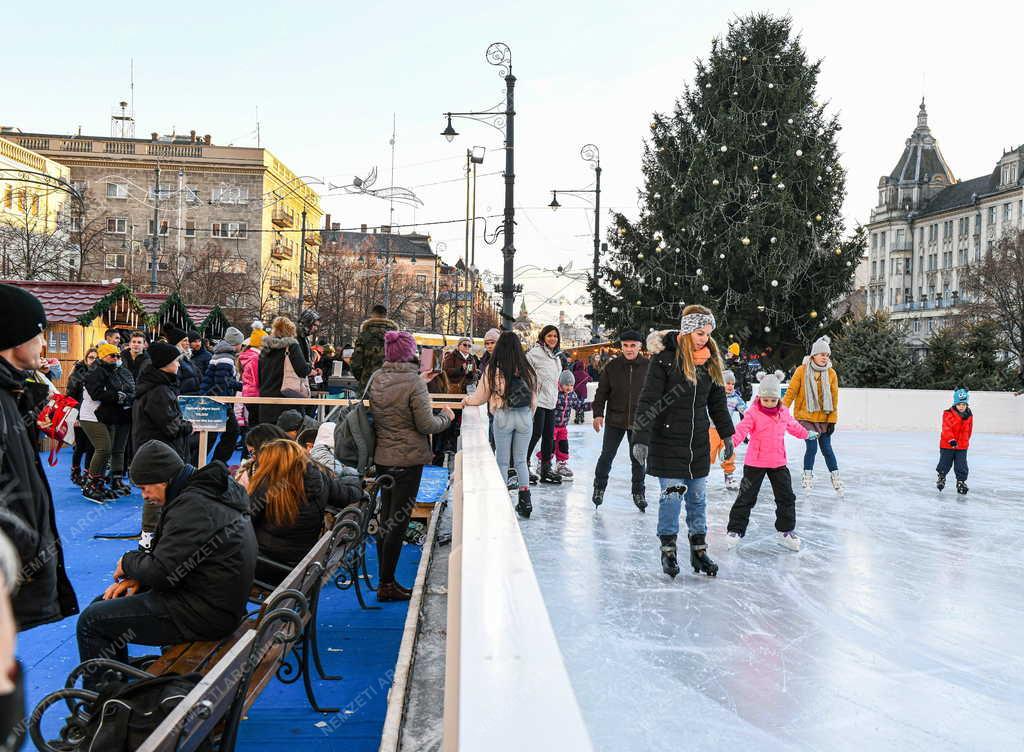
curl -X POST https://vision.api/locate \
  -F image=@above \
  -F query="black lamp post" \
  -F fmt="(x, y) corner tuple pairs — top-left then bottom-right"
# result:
(442, 42), (516, 331)
(549, 143), (602, 342)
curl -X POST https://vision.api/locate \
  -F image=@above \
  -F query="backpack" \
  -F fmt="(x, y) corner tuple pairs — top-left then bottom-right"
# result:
(505, 375), (532, 409)
(333, 372), (377, 474)
(78, 672), (210, 752)
(280, 346), (311, 399)
(36, 390), (78, 467)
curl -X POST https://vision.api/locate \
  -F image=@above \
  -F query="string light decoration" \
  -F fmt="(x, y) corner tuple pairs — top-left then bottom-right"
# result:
(589, 13), (863, 363)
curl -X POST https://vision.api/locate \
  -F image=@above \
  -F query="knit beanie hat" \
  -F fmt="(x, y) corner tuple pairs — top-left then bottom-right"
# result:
(223, 327), (245, 347)
(130, 439), (186, 485)
(810, 335), (831, 357)
(148, 342), (180, 370)
(384, 330), (417, 363)
(97, 343), (119, 359)
(728, 342), (741, 357)
(165, 326), (188, 347)
(722, 369), (736, 384)
(558, 369), (575, 388)
(248, 329), (267, 348)
(276, 409), (305, 433)
(952, 387), (970, 405)
(0, 284), (47, 350)
(758, 372), (783, 399)
(484, 328), (501, 343)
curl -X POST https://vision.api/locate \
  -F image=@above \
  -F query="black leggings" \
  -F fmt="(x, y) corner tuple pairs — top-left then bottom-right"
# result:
(528, 407), (556, 465)
(71, 425), (95, 471)
(376, 464), (424, 585)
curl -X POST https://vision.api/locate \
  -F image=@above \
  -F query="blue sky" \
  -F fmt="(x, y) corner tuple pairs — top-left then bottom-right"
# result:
(4, 0), (1023, 325)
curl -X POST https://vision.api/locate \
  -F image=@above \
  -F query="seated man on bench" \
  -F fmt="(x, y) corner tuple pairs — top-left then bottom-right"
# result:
(75, 440), (257, 689)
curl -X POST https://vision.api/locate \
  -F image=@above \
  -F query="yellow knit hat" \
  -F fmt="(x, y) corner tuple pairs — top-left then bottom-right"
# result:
(728, 342), (740, 357)
(97, 343), (120, 359)
(249, 329), (267, 348)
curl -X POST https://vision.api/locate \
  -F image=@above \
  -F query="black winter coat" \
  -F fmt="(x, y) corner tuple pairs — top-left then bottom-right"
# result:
(592, 354), (650, 430)
(633, 332), (734, 479)
(250, 462), (328, 571)
(122, 350), (150, 382)
(190, 346), (212, 376)
(83, 360), (135, 425)
(258, 336), (310, 425)
(66, 360), (91, 403)
(121, 462), (257, 641)
(0, 358), (78, 630)
(132, 365), (192, 460)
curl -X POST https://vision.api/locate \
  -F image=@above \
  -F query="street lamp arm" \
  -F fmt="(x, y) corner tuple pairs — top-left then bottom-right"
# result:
(444, 109), (509, 136)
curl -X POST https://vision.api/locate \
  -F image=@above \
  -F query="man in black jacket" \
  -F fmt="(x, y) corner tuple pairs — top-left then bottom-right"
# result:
(187, 331), (212, 376)
(76, 440), (256, 688)
(0, 284), (79, 630)
(591, 330), (650, 511)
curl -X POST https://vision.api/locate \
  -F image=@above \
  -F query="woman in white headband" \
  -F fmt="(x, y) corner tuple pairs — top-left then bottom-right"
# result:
(633, 304), (735, 579)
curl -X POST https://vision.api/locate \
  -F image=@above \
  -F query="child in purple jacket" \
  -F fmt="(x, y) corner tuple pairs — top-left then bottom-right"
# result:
(724, 372), (811, 551)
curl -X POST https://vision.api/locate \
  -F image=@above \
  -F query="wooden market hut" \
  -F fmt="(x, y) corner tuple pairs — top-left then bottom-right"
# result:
(1, 280), (146, 390)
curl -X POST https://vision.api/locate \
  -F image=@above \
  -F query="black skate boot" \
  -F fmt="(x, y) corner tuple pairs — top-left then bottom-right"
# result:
(109, 475), (132, 497)
(507, 468), (518, 490)
(632, 490), (647, 513)
(515, 488), (533, 519)
(936, 473), (946, 491)
(592, 487), (605, 508)
(689, 533), (718, 577)
(659, 535), (680, 578)
(529, 463), (539, 485)
(956, 480), (968, 495)
(82, 475), (115, 504)
(538, 462), (562, 484)
(70, 467), (84, 486)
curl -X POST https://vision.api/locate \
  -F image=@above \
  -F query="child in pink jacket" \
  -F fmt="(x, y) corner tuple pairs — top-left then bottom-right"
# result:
(724, 371), (812, 551)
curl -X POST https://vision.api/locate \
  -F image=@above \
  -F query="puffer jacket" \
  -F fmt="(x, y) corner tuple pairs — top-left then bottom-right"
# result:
(121, 462), (256, 641)
(200, 342), (243, 398)
(177, 354), (201, 396)
(784, 361), (839, 424)
(132, 365), (192, 459)
(83, 359), (135, 425)
(239, 347), (260, 397)
(526, 343), (562, 410)
(369, 361), (451, 467)
(940, 406), (973, 450)
(731, 399), (808, 468)
(633, 330), (734, 479)
(592, 353), (649, 430)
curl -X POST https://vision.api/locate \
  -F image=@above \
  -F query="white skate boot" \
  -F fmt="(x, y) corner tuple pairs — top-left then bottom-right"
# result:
(724, 531), (742, 549)
(778, 531), (801, 551)
(724, 473), (740, 491)
(801, 470), (814, 490)
(830, 470), (844, 495)
(556, 461), (574, 479)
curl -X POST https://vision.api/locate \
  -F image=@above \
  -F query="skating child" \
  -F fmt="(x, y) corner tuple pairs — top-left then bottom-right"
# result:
(710, 369), (748, 490)
(541, 370), (583, 478)
(784, 335), (842, 494)
(725, 372), (811, 551)
(937, 387), (973, 495)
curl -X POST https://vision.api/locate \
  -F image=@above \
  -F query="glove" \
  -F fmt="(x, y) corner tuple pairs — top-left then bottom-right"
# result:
(632, 443), (649, 466)
(116, 390), (127, 405)
(948, 439), (957, 447)
(721, 437), (734, 461)
(806, 431), (819, 441)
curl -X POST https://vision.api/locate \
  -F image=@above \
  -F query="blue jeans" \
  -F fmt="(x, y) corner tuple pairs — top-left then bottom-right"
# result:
(656, 476), (708, 537)
(493, 407), (532, 490)
(804, 431), (838, 472)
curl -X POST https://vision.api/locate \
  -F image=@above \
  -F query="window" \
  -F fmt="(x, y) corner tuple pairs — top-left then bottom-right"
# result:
(1002, 162), (1018, 186)
(185, 220), (196, 237)
(47, 330), (69, 353)
(975, 242), (981, 261)
(146, 257), (170, 272)
(974, 213), (981, 233)
(106, 217), (128, 234)
(212, 186), (249, 205)
(871, 261), (877, 278)
(880, 259), (885, 277)
(1004, 203), (1012, 222)
(148, 219), (169, 236)
(104, 252), (126, 269)
(928, 224), (937, 243)
(72, 180), (87, 195)
(416, 274), (428, 293)
(221, 258), (247, 274)
(106, 182), (128, 199)
(2, 185), (11, 209)
(212, 221), (247, 238)
(896, 228), (905, 247)
(184, 186), (201, 204)
(871, 233), (877, 251)
(988, 206), (996, 224)
(906, 258), (912, 274)
(147, 183), (174, 200)
(69, 215), (83, 233)
(880, 231), (886, 251)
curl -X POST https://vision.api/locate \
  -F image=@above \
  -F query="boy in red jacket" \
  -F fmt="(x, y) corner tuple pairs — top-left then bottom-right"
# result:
(937, 387), (973, 495)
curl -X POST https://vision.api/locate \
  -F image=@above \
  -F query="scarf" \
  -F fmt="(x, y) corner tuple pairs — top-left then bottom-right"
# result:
(804, 357), (834, 414)
(759, 401), (781, 416)
(692, 346), (711, 366)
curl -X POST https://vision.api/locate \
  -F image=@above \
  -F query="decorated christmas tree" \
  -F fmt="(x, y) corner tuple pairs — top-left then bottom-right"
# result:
(592, 13), (862, 365)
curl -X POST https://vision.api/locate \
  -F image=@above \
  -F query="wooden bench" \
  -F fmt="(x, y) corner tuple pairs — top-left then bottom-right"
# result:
(30, 514), (362, 751)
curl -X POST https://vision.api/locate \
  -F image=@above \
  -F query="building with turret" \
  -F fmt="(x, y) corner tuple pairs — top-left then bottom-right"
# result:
(861, 100), (1023, 353)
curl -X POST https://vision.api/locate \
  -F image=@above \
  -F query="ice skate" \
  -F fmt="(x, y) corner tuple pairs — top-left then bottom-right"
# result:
(632, 490), (648, 513)
(956, 480), (968, 495)
(538, 462), (563, 484)
(507, 468), (518, 490)
(109, 475), (132, 497)
(936, 473), (946, 491)
(778, 531), (801, 551)
(724, 473), (739, 491)
(830, 470), (844, 495)
(724, 531), (741, 549)
(801, 470), (814, 490)
(515, 488), (533, 519)
(556, 461), (574, 479)
(70, 467), (84, 487)
(82, 475), (115, 504)
(688, 533), (718, 576)
(528, 462), (538, 485)
(659, 535), (680, 578)
(592, 487), (604, 508)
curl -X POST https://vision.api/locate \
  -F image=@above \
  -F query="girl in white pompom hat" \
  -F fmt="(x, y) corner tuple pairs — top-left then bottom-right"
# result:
(783, 335), (842, 494)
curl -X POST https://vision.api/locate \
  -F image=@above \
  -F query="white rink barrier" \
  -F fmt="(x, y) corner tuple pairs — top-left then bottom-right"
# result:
(443, 404), (593, 751)
(839, 388), (1023, 435)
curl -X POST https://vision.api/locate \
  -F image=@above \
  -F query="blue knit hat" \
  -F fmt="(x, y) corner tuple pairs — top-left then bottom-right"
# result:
(952, 387), (969, 405)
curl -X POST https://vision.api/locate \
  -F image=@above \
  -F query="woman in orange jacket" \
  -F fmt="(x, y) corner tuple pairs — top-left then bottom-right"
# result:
(783, 335), (842, 494)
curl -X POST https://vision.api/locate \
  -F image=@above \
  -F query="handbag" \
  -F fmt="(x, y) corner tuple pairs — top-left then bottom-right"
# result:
(37, 392), (79, 466)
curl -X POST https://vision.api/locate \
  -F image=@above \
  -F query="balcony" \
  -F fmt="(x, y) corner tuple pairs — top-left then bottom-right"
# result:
(271, 242), (293, 260)
(269, 275), (294, 292)
(304, 233), (320, 246)
(272, 206), (295, 228)
(889, 240), (913, 253)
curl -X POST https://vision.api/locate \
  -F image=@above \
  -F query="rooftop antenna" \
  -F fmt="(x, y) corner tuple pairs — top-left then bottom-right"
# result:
(111, 59), (136, 138)
(389, 113), (396, 232)
(256, 105), (261, 147)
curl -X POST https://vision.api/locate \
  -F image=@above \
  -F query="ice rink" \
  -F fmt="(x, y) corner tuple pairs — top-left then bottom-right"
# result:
(519, 424), (1024, 751)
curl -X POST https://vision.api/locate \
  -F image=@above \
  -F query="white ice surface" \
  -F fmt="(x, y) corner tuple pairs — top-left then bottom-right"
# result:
(517, 426), (1024, 751)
